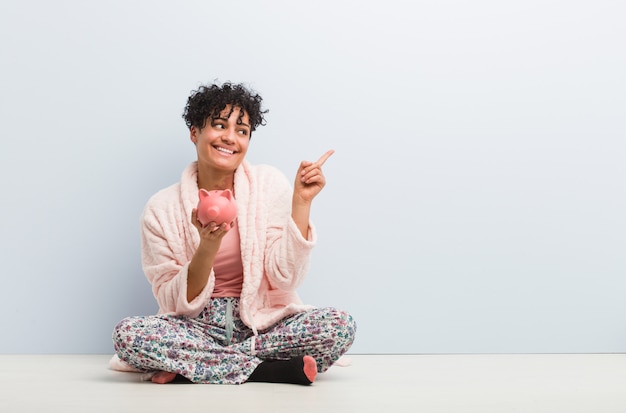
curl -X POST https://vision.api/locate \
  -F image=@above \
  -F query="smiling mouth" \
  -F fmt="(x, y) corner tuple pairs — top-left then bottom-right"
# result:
(214, 146), (236, 155)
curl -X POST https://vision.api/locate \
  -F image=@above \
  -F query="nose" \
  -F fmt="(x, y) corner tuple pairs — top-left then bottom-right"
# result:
(221, 128), (236, 144)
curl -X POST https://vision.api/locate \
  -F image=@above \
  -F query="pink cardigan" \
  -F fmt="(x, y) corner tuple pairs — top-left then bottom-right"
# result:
(142, 160), (317, 330)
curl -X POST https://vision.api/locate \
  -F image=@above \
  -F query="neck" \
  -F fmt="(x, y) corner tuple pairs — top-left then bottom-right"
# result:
(197, 166), (235, 191)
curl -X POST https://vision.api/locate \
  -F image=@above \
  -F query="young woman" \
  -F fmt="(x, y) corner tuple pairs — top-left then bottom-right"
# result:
(111, 82), (356, 385)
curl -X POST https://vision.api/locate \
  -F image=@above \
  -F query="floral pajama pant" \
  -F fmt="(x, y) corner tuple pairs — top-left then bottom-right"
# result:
(112, 297), (356, 384)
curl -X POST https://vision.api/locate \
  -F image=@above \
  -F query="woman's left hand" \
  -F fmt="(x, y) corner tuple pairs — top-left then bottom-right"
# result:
(293, 149), (334, 204)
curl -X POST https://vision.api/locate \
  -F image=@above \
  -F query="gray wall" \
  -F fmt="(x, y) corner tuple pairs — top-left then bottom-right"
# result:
(1, 0), (625, 354)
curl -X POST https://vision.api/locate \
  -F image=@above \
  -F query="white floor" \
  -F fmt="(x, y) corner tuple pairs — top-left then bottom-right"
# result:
(1, 354), (625, 412)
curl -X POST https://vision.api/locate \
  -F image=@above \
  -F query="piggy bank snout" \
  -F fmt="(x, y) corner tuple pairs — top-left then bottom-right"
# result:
(205, 206), (220, 220)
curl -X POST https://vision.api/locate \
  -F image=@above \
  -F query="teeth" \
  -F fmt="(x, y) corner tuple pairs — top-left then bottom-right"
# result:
(216, 146), (234, 155)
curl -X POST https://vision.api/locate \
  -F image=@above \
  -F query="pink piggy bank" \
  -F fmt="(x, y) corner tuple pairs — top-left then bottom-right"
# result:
(196, 189), (238, 229)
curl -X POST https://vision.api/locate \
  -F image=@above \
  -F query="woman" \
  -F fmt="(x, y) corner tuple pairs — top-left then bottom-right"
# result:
(111, 82), (356, 385)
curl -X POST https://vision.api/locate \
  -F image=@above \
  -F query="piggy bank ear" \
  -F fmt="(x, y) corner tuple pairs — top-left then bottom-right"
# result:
(198, 189), (209, 200)
(222, 189), (233, 200)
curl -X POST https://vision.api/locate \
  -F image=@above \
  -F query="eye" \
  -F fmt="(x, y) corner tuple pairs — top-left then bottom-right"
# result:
(211, 119), (226, 129)
(238, 129), (250, 136)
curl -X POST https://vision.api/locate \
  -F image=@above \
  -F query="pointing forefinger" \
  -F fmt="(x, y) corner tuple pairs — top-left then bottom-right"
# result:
(315, 149), (335, 167)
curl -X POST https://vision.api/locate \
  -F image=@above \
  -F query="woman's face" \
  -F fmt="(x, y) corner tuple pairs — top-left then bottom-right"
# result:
(190, 105), (251, 174)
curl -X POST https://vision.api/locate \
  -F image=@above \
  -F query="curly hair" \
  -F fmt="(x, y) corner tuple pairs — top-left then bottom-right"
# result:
(182, 81), (268, 133)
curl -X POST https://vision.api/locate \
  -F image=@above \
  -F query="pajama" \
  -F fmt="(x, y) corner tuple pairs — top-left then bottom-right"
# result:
(113, 297), (356, 384)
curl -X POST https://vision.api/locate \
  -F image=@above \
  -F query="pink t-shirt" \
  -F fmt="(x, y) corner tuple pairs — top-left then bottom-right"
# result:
(211, 219), (244, 297)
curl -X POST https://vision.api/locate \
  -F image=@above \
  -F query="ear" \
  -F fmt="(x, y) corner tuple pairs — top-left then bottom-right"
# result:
(222, 189), (233, 200)
(190, 126), (199, 144)
(198, 189), (209, 199)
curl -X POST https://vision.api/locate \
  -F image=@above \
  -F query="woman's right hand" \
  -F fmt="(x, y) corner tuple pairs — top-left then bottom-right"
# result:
(191, 208), (231, 250)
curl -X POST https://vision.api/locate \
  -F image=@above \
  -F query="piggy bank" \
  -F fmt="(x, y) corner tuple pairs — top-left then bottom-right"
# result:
(196, 189), (238, 229)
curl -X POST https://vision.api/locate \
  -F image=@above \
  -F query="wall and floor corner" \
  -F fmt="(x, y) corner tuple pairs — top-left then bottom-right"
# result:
(1, 0), (625, 355)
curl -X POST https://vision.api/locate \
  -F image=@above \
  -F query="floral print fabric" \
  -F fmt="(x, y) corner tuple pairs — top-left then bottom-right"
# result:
(112, 297), (356, 384)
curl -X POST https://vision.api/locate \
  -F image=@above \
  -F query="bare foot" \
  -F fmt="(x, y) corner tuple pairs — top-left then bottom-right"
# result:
(302, 356), (317, 383)
(151, 371), (178, 384)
